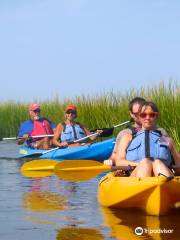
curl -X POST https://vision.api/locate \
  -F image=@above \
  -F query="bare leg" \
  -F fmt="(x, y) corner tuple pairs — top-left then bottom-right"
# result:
(37, 137), (51, 149)
(131, 158), (153, 177)
(152, 159), (174, 177)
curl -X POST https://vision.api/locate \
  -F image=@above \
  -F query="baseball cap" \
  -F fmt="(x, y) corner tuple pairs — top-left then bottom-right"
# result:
(28, 103), (41, 111)
(65, 104), (77, 112)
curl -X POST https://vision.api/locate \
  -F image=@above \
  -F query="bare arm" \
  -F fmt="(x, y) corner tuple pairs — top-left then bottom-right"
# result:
(17, 134), (29, 145)
(115, 134), (138, 166)
(82, 126), (102, 141)
(168, 137), (180, 167)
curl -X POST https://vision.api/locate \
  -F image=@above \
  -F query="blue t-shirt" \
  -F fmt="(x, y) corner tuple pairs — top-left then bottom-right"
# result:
(18, 118), (56, 137)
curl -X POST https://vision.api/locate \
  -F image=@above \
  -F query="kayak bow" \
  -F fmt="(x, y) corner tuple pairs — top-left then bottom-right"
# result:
(98, 172), (180, 215)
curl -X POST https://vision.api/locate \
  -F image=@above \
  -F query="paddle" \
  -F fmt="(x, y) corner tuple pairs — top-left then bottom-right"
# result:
(20, 159), (135, 180)
(1, 134), (54, 141)
(20, 159), (134, 172)
(20, 159), (102, 179)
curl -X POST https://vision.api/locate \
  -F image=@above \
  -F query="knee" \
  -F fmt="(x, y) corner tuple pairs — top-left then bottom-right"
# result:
(141, 158), (153, 167)
(153, 159), (163, 166)
(43, 137), (49, 142)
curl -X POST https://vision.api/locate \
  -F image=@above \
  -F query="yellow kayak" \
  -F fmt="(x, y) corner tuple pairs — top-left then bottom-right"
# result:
(98, 172), (180, 215)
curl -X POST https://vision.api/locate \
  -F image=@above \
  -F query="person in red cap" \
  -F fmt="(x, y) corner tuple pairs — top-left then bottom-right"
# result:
(52, 104), (102, 147)
(17, 103), (56, 149)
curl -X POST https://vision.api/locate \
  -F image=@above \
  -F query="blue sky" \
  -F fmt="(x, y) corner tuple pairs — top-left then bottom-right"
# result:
(0, 0), (180, 102)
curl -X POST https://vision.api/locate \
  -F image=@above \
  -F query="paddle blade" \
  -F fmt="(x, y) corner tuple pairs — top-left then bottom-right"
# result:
(54, 160), (110, 181)
(54, 160), (110, 171)
(20, 159), (58, 172)
(54, 160), (111, 172)
(55, 169), (107, 181)
(21, 170), (54, 178)
(90, 128), (114, 137)
(21, 152), (44, 158)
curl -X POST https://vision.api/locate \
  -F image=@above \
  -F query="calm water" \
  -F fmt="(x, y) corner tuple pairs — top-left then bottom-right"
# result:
(0, 142), (179, 240)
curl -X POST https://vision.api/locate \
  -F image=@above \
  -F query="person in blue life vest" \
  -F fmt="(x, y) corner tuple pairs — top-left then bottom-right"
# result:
(52, 104), (102, 148)
(17, 103), (56, 149)
(104, 97), (169, 166)
(114, 101), (180, 177)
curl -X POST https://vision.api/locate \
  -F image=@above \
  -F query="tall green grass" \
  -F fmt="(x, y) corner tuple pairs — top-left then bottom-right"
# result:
(0, 81), (180, 148)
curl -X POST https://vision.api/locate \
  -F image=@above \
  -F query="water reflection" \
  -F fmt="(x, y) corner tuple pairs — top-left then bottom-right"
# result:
(0, 145), (108, 239)
(22, 177), (75, 225)
(21, 175), (106, 239)
(23, 191), (68, 212)
(56, 227), (104, 240)
(100, 207), (180, 240)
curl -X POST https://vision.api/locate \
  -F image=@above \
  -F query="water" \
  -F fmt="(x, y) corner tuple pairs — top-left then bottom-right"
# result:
(0, 142), (179, 240)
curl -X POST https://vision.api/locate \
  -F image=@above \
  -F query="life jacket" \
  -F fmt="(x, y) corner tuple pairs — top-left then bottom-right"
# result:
(30, 118), (53, 141)
(126, 130), (172, 166)
(60, 122), (86, 143)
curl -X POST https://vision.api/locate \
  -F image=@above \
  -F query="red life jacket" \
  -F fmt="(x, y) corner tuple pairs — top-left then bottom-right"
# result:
(30, 118), (53, 141)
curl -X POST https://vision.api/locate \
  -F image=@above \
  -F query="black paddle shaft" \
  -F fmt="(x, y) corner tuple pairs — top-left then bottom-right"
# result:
(145, 130), (151, 158)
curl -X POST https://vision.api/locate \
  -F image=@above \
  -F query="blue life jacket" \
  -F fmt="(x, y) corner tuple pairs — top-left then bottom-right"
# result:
(60, 122), (86, 142)
(126, 130), (172, 166)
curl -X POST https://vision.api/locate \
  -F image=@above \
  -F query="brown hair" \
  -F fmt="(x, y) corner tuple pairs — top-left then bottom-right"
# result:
(140, 101), (159, 113)
(128, 97), (146, 112)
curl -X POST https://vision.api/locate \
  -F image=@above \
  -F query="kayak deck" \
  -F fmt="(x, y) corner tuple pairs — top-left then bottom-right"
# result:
(98, 172), (180, 215)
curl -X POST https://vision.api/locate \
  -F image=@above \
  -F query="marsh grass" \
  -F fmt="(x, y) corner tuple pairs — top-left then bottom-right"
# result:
(0, 81), (179, 148)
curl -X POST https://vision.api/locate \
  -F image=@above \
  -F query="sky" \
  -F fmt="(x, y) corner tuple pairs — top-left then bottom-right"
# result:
(0, 0), (180, 102)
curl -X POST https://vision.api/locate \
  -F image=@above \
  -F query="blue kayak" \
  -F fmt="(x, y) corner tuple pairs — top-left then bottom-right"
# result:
(19, 138), (115, 161)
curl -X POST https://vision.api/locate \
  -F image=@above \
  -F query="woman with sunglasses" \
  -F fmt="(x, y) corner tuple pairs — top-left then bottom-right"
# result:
(17, 103), (56, 149)
(52, 104), (101, 148)
(104, 97), (168, 166)
(115, 101), (179, 177)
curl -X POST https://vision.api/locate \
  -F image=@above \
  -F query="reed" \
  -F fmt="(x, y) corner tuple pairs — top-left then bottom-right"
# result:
(0, 81), (179, 148)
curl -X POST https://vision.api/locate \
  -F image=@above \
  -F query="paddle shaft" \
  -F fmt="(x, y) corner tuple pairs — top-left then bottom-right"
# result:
(57, 165), (135, 172)
(54, 160), (136, 172)
(113, 120), (131, 129)
(2, 134), (54, 141)
(39, 132), (100, 155)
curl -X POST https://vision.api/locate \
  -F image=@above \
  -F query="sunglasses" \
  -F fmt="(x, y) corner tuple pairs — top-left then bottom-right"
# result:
(66, 110), (76, 114)
(33, 109), (40, 113)
(132, 112), (139, 117)
(139, 112), (158, 119)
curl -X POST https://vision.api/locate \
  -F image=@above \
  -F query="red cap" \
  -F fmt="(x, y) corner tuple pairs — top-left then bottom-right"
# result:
(28, 103), (41, 111)
(65, 104), (77, 112)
